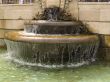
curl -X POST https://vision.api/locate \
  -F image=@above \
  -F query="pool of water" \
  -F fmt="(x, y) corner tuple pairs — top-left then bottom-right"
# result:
(0, 49), (110, 82)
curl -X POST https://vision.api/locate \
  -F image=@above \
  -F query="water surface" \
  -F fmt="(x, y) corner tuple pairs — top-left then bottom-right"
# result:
(0, 49), (110, 82)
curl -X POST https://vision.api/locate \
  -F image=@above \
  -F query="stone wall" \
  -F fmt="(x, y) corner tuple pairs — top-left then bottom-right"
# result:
(78, 2), (110, 34)
(78, 2), (110, 61)
(0, 3), (41, 47)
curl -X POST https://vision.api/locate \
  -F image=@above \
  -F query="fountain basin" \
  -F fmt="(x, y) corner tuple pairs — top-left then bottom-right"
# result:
(24, 20), (87, 34)
(5, 31), (99, 68)
(5, 31), (98, 43)
(25, 20), (78, 26)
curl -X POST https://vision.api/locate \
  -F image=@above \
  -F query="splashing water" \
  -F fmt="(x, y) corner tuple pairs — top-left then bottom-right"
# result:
(5, 38), (99, 68)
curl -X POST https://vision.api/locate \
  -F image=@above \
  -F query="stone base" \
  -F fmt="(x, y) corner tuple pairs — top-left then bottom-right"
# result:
(103, 48), (110, 61)
(97, 48), (105, 61)
(0, 39), (6, 48)
(97, 35), (110, 61)
(98, 48), (110, 61)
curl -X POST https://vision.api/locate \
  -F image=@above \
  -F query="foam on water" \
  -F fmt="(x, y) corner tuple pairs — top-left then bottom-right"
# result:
(19, 31), (36, 36)
(4, 51), (91, 69)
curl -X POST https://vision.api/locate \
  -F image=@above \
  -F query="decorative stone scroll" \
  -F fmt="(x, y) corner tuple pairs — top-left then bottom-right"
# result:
(36, 0), (73, 10)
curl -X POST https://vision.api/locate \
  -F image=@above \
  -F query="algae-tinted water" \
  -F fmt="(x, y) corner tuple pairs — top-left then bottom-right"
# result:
(0, 49), (110, 82)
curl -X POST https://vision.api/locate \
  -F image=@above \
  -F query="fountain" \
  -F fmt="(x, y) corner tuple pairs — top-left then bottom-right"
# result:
(5, 7), (99, 68)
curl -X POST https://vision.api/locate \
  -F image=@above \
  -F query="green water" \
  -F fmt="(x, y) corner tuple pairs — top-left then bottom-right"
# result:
(0, 49), (110, 82)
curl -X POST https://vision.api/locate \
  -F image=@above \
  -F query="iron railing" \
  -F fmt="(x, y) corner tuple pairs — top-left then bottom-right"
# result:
(80, 0), (110, 2)
(1, 0), (34, 4)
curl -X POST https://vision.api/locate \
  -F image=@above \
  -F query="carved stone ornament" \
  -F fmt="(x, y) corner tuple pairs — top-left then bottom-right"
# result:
(36, 0), (73, 10)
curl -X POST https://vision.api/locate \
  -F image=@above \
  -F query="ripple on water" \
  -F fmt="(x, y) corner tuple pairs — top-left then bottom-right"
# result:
(0, 49), (110, 82)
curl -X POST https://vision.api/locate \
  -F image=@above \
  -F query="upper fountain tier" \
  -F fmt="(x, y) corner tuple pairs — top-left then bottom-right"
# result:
(24, 20), (88, 34)
(25, 20), (78, 26)
(24, 6), (88, 35)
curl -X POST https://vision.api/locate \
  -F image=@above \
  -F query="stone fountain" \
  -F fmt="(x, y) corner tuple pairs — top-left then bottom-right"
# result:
(5, 7), (99, 68)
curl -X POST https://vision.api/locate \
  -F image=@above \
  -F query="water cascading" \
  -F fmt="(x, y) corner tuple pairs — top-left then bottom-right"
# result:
(5, 7), (99, 68)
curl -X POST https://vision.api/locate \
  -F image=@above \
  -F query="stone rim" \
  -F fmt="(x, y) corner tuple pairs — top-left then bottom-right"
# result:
(5, 31), (99, 43)
(24, 20), (79, 26)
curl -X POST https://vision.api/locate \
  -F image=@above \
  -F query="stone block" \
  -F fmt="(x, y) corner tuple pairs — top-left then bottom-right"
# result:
(0, 4), (41, 20)
(69, 0), (78, 19)
(79, 9), (100, 21)
(4, 9), (34, 20)
(0, 8), (4, 19)
(97, 48), (110, 61)
(0, 20), (5, 28)
(79, 3), (110, 22)
(97, 48), (105, 61)
(0, 39), (6, 48)
(0, 29), (6, 48)
(0, 29), (5, 38)
(46, 0), (60, 7)
(103, 48), (110, 61)
(100, 9), (110, 21)
(86, 22), (110, 34)
(4, 20), (25, 29)
(104, 35), (110, 48)
(96, 35), (110, 48)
